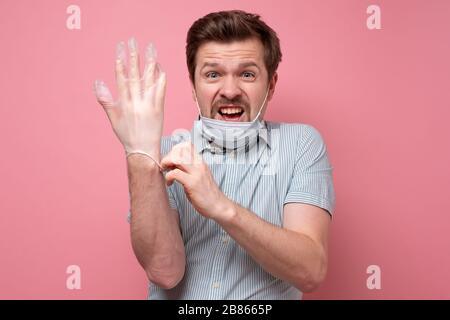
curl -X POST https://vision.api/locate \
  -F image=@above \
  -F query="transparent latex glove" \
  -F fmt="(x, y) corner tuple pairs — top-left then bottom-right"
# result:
(93, 38), (166, 168)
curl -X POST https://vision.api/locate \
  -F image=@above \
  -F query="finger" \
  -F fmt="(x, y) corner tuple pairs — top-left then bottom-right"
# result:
(160, 153), (189, 173)
(178, 141), (203, 166)
(160, 147), (194, 173)
(154, 71), (167, 108)
(143, 64), (162, 104)
(188, 142), (204, 165)
(143, 43), (158, 92)
(115, 41), (129, 102)
(164, 168), (190, 187)
(127, 37), (141, 100)
(161, 142), (203, 172)
(176, 141), (204, 167)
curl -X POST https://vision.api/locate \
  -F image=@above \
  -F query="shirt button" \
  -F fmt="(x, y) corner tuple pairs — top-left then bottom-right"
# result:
(212, 281), (220, 289)
(222, 236), (230, 244)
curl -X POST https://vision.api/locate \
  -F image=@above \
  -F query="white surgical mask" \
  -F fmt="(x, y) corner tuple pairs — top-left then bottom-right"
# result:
(193, 88), (269, 152)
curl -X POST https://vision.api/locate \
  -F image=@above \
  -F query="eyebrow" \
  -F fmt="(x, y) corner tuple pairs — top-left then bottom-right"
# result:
(200, 61), (260, 71)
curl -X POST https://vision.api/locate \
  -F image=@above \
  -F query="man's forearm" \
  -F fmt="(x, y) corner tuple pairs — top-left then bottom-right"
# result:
(127, 154), (185, 289)
(214, 201), (327, 293)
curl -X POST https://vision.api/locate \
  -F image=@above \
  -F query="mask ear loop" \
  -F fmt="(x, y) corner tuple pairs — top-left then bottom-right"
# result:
(193, 89), (203, 118)
(251, 86), (270, 122)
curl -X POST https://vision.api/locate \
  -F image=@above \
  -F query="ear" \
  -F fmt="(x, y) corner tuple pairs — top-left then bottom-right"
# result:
(268, 72), (278, 101)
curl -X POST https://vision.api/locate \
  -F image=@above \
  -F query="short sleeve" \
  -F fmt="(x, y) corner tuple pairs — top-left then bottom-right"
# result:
(283, 125), (336, 216)
(167, 186), (178, 210)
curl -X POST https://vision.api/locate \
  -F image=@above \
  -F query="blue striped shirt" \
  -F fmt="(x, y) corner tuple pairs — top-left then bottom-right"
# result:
(129, 121), (335, 300)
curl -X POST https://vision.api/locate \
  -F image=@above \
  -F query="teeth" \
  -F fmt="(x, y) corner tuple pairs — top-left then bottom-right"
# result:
(220, 107), (243, 115)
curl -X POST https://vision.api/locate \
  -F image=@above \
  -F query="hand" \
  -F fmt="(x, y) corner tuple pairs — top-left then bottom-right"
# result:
(160, 142), (234, 221)
(93, 38), (166, 161)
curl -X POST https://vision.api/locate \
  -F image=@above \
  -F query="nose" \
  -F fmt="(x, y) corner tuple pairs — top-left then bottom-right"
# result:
(219, 76), (242, 101)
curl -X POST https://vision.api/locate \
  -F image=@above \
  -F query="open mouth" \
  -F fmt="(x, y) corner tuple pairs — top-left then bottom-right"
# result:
(218, 106), (245, 121)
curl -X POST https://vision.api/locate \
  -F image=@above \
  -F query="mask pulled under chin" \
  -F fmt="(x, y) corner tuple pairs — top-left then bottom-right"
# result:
(194, 117), (266, 152)
(194, 89), (269, 152)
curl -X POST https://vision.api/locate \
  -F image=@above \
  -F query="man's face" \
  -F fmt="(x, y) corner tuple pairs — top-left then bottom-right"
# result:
(193, 37), (277, 122)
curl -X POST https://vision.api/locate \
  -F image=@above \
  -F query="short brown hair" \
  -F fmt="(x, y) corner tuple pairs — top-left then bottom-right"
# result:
(186, 10), (282, 83)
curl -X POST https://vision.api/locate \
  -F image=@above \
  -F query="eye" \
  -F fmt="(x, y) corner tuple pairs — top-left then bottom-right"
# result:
(241, 71), (255, 79)
(206, 71), (220, 79)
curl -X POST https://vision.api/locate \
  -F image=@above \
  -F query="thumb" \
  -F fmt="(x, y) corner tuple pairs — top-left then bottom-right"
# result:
(93, 80), (117, 122)
(93, 80), (115, 109)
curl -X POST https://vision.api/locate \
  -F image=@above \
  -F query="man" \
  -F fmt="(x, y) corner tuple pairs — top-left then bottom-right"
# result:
(94, 10), (335, 300)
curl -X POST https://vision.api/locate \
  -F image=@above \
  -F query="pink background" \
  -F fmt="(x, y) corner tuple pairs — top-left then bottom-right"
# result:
(1, 0), (449, 299)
